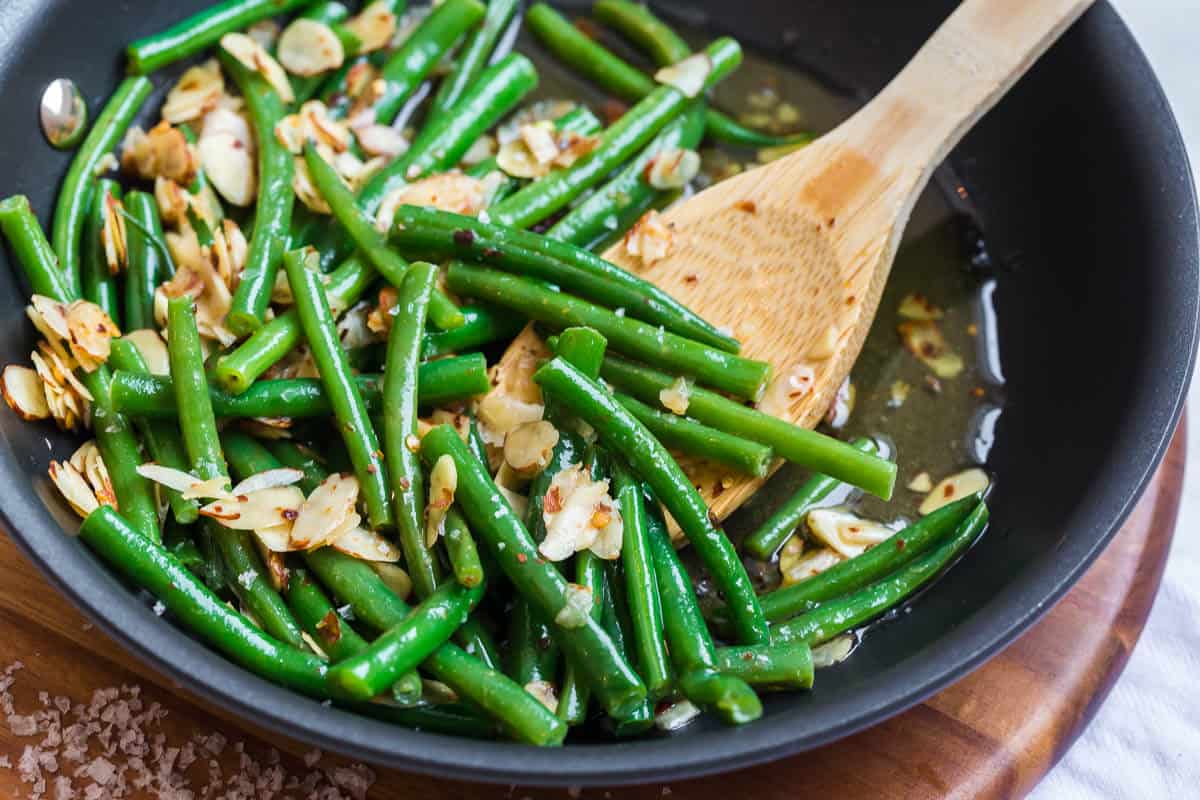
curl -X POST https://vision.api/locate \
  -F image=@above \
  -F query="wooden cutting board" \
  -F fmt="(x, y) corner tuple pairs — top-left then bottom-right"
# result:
(0, 420), (1183, 799)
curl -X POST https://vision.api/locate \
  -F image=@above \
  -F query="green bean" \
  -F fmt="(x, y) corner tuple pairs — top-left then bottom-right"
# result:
(303, 547), (567, 745)
(600, 355), (897, 499)
(168, 296), (303, 647)
(644, 503), (760, 722)
(427, 0), (521, 125)
(598, 563), (654, 735)
(80, 180), (122, 324)
(556, 549), (606, 725)
(108, 339), (199, 525)
(715, 642), (814, 691)
(286, 567), (371, 662)
(303, 144), (464, 331)
(328, 579), (484, 701)
(422, 305), (524, 359)
(773, 501), (990, 645)
(614, 393), (773, 477)
(609, 460), (671, 699)
(743, 438), (878, 560)
(122, 191), (172, 332)
(552, 1), (813, 149)
(162, 518), (204, 572)
(455, 613), (502, 671)
(265, 441), (328, 494)
(383, 262), (438, 595)
(444, 509), (484, 588)
(390, 205), (738, 353)
(51, 77), (153, 299)
(126, 0), (321, 74)
(215, 254), (374, 394)
(534, 357), (767, 644)
(338, 0), (485, 125)
(80, 507), (328, 695)
(447, 264), (770, 401)
(359, 53), (539, 213)
(420, 425), (647, 718)
(356, 701), (498, 738)
(284, 249), (392, 529)
(220, 48), (295, 337)
(752, 493), (983, 626)
(547, 104), (705, 250)
(0, 195), (75, 311)
(288, 2), (354, 104)
(677, 667), (762, 725)
(220, 434), (424, 703)
(488, 30), (741, 229)
(505, 599), (559, 687)
(111, 355), (489, 420)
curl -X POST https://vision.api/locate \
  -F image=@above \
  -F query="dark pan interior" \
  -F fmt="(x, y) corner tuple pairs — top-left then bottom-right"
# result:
(0, 0), (1195, 787)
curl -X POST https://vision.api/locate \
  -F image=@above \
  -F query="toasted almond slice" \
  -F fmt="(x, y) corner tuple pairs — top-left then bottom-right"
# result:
(503, 420), (559, 479)
(476, 392), (545, 448)
(655, 699), (701, 731)
(76, 441), (117, 507)
(2, 366), (49, 421)
(181, 476), (231, 501)
(345, 1), (398, 52)
(198, 108), (256, 207)
(231, 468), (305, 496)
(520, 122), (559, 165)
(49, 460), (99, 518)
(30, 295), (71, 341)
(278, 18), (345, 77)
(101, 191), (128, 274)
(355, 124), (408, 158)
(162, 60), (224, 124)
(250, 536), (290, 592)
(200, 485), (306, 529)
(425, 454), (458, 546)
(374, 173), (490, 231)
(624, 209), (673, 267)
(812, 634), (856, 668)
(220, 33), (295, 103)
(919, 468), (989, 515)
(654, 53), (712, 98)
(459, 135), (497, 167)
(806, 508), (893, 559)
(247, 19), (281, 50)
(496, 138), (549, 180)
(255, 522), (296, 553)
(332, 525), (403, 562)
(289, 473), (359, 549)
(65, 300), (120, 369)
(293, 157), (333, 214)
(646, 148), (700, 190)
(370, 562), (413, 600)
(497, 484), (529, 525)
(524, 680), (558, 713)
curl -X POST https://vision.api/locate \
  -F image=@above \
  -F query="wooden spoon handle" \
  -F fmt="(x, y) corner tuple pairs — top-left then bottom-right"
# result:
(830, 0), (1096, 183)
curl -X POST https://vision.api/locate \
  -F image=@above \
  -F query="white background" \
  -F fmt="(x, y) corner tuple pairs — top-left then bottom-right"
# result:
(1032, 3), (1199, 797)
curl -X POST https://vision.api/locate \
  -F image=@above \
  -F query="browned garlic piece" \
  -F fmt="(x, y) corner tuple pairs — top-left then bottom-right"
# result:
(344, 1), (399, 53)
(497, 123), (599, 179)
(539, 464), (623, 562)
(806, 507), (894, 559)
(121, 121), (199, 186)
(658, 376), (692, 415)
(277, 18), (345, 77)
(426, 455), (458, 546)
(624, 210), (674, 267)
(654, 53), (712, 98)
(220, 33), (295, 103)
(475, 391), (545, 448)
(503, 420), (560, 478)
(898, 319), (964, 379)
(779, 535), (843, 588)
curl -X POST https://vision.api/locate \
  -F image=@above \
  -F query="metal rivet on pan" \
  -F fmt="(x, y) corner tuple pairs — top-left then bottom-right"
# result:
(40, 78), (88, 150)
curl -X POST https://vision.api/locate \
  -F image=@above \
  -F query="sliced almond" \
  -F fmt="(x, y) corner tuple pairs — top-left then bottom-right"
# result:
(374, 173), (490, 232)
(354, 124), (408, 158)
(121, 121), (199, 186)
(161, 59), (224, 124)
(255, 522), (296, 553)
(658, 376), (692, 415)
(521, 122), (560, 165)
(101, 191), (128, 274)
(293, 157), (333, 214)
(654, 53), (712, 98)
(2, 365), (49, 421)
(588, 503), (623, 560)
(497, 484), (529, 524)
(907, 471), (934, 493)
(200, 485), (306, 530)
(919, 468), (989, 515)
(496, 138), (549, 180)
(48, 460), (99, 518)
(370, 562), (413, 599)
(344, 1), (399, 53)
(524, 680), (558, 713)
(65, 300), (120, 370)
(645, 148), (700, 190)
(459, 135), (497, 167)
(277, 18), (345, 77)
(332, 525), (403, 562)
(198, 108), (256, 207)
(812, 634), (856, 668)
(254, 539), (290, 592)
(503, 421), (559, 479)
(780, 538), (842, 588)
(806, 508), (893, 559)
(231, 468), (305, 495)
(73, 441), (116, 508)
(220, 33), (295, 104)
(475, 392), (544, 448)
(30, 295), (72, 342)
(425, 454), (457, 547)
(289, 473), (360, 549)
(247, 19), (281, 50)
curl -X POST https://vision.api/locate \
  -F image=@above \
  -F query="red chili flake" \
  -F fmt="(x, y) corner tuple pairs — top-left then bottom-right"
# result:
(971, 386), (986, 398)
(482, 247), (501, 259)
(712, 482), (725, 497)
(517, 553), (528, 564)
(572, 17), (603, 39)
(741, 652), (755, 661)
(317, 610), (342, 642)
(367, 464), (377, 474)
(398, 477), (411, 491)
(943, 484), (955, 498)
(600, 98), (629, 126)
(895, 538), (907, 551)
(846, 295), (857, 305)
(453, 229), (475, 246)
(282, 508), (299, 521)
(683, 274), (698, 285)
(827, 217), (837, 228)
(734, 200), (757, 214)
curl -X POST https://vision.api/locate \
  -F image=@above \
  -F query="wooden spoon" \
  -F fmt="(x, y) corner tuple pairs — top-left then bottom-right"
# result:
(492, 0), (1094, 521)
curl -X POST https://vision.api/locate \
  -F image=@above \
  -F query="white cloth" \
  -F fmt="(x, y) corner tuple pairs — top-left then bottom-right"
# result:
(1032, 2), (1200, 797)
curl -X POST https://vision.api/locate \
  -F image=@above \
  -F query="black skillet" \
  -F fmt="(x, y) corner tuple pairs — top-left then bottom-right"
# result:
(0, 0), (1195, 787)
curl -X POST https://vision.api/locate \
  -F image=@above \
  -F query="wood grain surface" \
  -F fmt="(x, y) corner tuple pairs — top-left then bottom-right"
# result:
(0, 420), (1183, 799)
